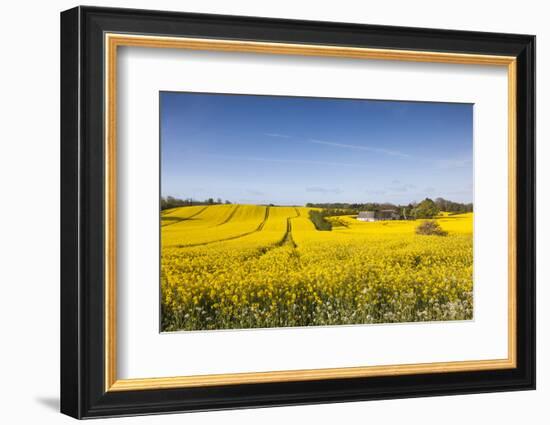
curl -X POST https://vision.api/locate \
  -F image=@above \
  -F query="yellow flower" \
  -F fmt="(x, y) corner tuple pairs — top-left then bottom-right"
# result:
(160, 206), (473, 331)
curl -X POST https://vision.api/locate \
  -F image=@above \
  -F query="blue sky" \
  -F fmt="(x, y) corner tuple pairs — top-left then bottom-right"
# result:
(160, 92), (473, 205)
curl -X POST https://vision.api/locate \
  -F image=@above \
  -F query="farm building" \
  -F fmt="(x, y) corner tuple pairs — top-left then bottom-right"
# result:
(357, 209), (400, 222)
(357, 211), (376, 222)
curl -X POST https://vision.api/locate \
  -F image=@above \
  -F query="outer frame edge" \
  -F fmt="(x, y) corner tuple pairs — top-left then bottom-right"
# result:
(60, 5), (83, 420)
(63, 6), (536, 419)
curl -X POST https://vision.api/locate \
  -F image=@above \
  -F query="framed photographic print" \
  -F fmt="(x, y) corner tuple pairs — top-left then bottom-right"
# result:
(60, 6), (535, 419)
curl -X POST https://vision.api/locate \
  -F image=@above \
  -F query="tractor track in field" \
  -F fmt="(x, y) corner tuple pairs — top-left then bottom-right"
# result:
(161, 207), (178, 216)
(161, 205), (209, 227)
(250, 207), (300, 259)
(175, 206), (271, 248)
(216, 205), (240, 226)
(256, 206), (270, 231)
(256, 207), (300, 257)
(279, 208), (299, 248)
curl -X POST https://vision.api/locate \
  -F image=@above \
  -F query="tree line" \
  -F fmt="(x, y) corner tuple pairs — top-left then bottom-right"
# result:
(308, 210), (333, 231)
(306, 197), (473, 220)
(161, 196), (232, 211)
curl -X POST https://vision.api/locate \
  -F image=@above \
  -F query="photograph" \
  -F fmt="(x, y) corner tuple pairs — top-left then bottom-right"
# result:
(160, 92), (474, 332)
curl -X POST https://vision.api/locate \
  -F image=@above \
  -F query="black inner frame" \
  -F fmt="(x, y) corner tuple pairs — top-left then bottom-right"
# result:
(61, 6), (535, 419)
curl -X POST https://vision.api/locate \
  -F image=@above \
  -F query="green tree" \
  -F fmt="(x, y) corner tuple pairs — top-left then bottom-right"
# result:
(308, 210), (332, 231)
(413, 198), (439, 219)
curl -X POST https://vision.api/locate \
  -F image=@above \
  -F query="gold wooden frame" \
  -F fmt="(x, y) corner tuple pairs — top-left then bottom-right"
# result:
(104, 33), (517, 392)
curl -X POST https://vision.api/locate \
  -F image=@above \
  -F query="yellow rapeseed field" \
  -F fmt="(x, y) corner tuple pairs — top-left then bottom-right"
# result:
(161, 206), (473, 331)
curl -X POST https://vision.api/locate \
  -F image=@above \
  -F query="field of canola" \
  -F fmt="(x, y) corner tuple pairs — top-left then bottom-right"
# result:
(161, 204), (473, 331)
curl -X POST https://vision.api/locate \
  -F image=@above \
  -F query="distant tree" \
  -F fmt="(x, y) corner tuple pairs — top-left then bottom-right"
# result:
(308, 210), (332, 231)
(304, 198), (470, 217)
(161, 195), (235, 210)
(161, 195), (189, 210)
(224, 200), (231, 204)
(435, 197), (447, 211)
(412, 198), (439, 219)
(402, 204), (415, 220)
(434, 197), (473, 213)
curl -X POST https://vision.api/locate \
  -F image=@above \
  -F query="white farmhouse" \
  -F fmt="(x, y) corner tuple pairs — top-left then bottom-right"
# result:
(357, 209), (400, 222)
(357, 211), (376, 222)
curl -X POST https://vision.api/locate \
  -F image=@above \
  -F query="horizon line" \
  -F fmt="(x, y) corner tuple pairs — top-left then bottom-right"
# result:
(161, 197), (473, 206)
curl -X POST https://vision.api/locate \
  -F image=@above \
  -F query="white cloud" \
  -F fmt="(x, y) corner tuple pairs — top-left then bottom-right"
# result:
(309, 139), (411, 158)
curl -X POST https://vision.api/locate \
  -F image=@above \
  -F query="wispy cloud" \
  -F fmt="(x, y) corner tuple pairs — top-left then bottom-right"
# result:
(246, 189), (264, 196)
(434, 158), (472, 169)
(208, 154), (364, 168)
(365, 189), (386, 195)
(387, 183), (416, 193)
(309, 139), (411, 158)
(264, 133), (291, 139)
(306, 187), (343, 194)
(447, 187), (474, 196)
